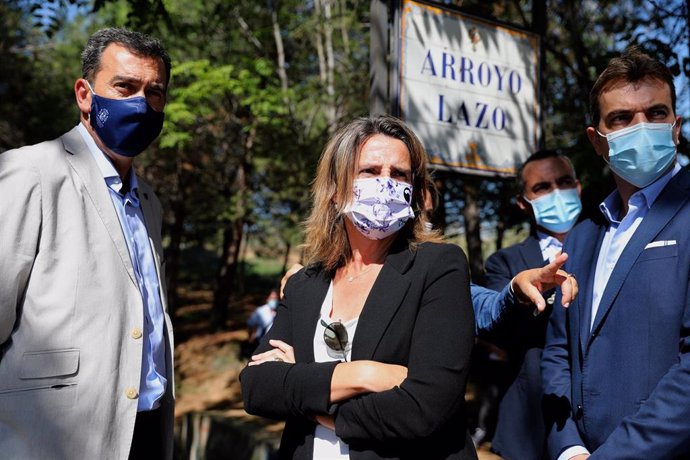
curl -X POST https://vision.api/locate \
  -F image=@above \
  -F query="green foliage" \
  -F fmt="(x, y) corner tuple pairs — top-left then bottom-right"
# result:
(5, 0), (688, 306)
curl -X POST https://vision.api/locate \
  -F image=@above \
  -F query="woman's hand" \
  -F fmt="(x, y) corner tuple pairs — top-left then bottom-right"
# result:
(330, 361), (408, 402)
(247, 339), (295, 366)
(315, 415), (336, 430)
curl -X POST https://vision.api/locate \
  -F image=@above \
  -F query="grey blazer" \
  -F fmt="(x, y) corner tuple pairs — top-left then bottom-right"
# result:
(0, 127), (174, 460)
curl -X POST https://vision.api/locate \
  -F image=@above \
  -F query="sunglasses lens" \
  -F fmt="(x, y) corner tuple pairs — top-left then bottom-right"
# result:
(324, 322), (348, 352)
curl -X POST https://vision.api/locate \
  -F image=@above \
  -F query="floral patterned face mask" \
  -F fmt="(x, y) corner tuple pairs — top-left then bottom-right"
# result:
(343, 177), (414, 240)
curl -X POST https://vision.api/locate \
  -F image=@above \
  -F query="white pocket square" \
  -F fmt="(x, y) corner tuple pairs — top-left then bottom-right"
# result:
(645, 240), (677, 249)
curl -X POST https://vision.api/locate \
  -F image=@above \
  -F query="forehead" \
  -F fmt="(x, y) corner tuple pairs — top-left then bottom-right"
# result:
(521, 157), (573, 184)
(95, 43), (167, 85)
(358, 134), (411, 166)
(598, 78), (673, 116)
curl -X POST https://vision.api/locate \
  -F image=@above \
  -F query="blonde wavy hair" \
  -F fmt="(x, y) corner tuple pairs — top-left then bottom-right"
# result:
(302, 115), (442, 273)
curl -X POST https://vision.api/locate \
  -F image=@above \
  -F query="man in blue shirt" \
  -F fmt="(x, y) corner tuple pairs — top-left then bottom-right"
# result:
(281, 253), (578, 337)
(0, 28), (173, 459)
(542, 47), (689, 459)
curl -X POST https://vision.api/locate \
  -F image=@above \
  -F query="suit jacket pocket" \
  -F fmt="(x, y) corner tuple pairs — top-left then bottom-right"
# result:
(20, 348), (79, 379)
(637, 243), (678, 262)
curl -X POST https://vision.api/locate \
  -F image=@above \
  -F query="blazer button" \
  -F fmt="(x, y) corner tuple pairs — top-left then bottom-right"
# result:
(131, 328), (143, 339)
(126, 388), (139, 400)
(575, 404), (583, 419)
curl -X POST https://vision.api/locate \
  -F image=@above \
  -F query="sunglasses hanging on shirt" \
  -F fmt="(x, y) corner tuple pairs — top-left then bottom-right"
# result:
(321, 319), (348, 362)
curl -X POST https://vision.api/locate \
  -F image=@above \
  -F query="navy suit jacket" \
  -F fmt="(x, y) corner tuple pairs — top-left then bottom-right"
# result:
(542, 168), (690, 459)
(484, 234), (550, 460)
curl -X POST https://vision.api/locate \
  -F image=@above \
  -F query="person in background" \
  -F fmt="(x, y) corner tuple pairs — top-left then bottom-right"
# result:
(542, 46), (689, 459)
(483, 150), (582, 459)
(241, 289), (280, 359)
(0, 28), (174, 460)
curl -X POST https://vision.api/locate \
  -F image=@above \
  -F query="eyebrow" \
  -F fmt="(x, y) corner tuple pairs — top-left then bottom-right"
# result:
(604, 103), (670, 121)
(111, 75), (167, 92)
(531, 175), (574, 190)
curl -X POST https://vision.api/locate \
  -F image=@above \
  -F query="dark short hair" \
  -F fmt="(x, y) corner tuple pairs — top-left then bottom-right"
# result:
(516, 150), (576, 194)
(589, 46), (675, 126)
(81, 27), (172, 87)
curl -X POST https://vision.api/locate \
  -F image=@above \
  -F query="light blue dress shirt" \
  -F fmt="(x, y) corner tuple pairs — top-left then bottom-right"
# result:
(537, 231), (563, 263)
(591, 163), (680, 329)
(78, 123), (167, 411)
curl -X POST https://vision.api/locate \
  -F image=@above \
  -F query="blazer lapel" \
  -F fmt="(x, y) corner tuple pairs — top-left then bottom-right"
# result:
(291, 269), (331, 363)
(575, 221), (607, 353)
(61, 127), (137, 285)
(351, 241), (413, 360)
(521, 234), (547, 267)
(589, 169), (690, 338)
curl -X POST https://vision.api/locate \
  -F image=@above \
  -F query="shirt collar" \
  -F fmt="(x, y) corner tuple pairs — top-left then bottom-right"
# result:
(77, 122), (139, 199)
(599, 162), (680, 225)
(536, 230), (563, 252)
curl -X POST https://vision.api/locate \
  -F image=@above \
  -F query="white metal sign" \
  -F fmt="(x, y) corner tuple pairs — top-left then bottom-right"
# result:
(398, 0), (540, 176)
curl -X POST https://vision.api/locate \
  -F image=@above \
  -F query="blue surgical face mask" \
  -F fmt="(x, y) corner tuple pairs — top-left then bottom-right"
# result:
(267, 299), (278, 310)
(87, 81), (164, 158)
(597, 122), (677, 188)
(524, 188), (582, 234)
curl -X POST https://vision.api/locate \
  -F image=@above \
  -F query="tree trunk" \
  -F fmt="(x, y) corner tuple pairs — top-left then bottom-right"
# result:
(532, 0), (547, 150)
(315, 0), (337, 132)
(270, 2), (291, 109)
(211, 226), (237, 331)
(323, 0), (337, 131)
(462, 175), (485, 285)
(494, 179), (513, 251)
(165, 197), (185, 318)
(211, 125), (255, 331)
(281, 240), (292, 275)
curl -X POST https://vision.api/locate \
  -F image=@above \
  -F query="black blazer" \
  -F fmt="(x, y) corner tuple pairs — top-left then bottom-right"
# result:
(484, 234), (549, 460)
(241, 240), (477, 460)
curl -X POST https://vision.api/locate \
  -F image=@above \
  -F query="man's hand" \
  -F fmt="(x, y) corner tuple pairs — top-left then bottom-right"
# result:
(280, 263), (304, 299)
(315, 415), (335, 430)
(512, 252), (578, 312)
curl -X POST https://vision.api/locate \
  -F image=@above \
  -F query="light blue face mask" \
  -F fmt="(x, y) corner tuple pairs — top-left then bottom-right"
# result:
(524, 188), (582, 234)
(597, 122), (677, 188)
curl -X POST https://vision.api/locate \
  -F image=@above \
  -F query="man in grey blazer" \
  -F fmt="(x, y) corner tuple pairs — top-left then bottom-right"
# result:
(0, 28), (174, 460)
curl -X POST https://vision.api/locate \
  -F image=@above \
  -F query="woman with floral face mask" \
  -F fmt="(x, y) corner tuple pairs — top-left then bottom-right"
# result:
(240, 115), (477, 460)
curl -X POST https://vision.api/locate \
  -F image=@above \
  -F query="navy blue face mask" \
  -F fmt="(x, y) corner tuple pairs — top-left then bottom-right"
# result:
(87, 82), (164, 158)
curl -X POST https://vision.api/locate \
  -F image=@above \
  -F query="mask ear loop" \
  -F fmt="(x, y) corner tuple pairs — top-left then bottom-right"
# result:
(83, 80), (96, 122)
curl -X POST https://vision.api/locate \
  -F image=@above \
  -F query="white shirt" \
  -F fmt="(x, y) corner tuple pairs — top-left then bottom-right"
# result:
(312, 282), (359, 460)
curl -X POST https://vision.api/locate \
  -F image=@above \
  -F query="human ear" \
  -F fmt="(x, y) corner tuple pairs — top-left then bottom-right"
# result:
(74, 79), (92, 116)
(586, 126), (608, 159)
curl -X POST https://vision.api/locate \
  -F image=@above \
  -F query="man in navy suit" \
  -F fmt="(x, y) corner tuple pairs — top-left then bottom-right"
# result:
(542, 47), (688, 459)
(483, 150), (582, 460)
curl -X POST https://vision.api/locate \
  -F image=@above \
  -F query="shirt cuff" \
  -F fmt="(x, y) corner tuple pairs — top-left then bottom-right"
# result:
(557, 445), (590, 460)
(508, 276), (530, 305)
